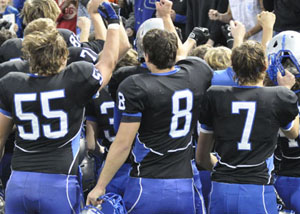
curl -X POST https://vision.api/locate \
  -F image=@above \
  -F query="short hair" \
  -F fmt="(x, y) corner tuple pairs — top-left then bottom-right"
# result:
(231, 41), (266, 85)
(21, 0), (61, 26)
(188, 44), (212, 59)
(22, 19), (69, 76)
(115, 48), (140, 71)
(204, 46), (232, 70)
(0, 29), (17, 46)
(142, 29), (178, 69)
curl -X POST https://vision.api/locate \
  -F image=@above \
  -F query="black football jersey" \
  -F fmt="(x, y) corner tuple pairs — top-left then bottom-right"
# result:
(67, 47), (99, 65)
(108, 64), (150, 102)
(276, 92), (300, 177)
(58, 28), (105, 53)
(0, 38), (23, 62)
(199, 86), (299, 185)
(81, 40), (105, 54)
(86, 87), (116, 150)
(0, 61), (103, 175)
(0, 59), (29, 78)
(117, 57), (213, 179)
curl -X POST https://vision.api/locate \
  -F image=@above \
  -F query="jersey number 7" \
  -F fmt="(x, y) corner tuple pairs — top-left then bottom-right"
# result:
(232, 101), (256, 151)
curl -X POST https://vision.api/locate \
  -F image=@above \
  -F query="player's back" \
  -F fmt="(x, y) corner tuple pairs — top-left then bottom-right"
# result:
(200, 85), (298, 184)
(0, 61), (102, 175)
(276, 92), (300, 177)
(118, 57), (212, 178)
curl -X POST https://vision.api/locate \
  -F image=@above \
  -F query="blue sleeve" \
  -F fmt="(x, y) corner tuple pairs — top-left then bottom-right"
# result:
(174, 14), (186, 24)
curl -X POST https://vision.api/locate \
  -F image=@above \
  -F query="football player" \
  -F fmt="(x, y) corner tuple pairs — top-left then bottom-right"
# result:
(86, 1), (212, 213)
(0, 2), (129, 213)
(266, 30), (300, 213)
(196, 40), (299, 214)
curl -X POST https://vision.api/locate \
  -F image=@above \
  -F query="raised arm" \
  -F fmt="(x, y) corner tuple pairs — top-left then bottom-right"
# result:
(230, 20), (246, 48)
(257, 11), (276, 51)
(87, 0), (107, 41)
(156, 0), (185, 61)
(94, 1), (120, 90)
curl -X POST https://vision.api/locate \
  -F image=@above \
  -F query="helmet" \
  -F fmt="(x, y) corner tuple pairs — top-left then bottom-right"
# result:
(81, 193), (127, 214)
(266, 30), (300, 84)
(80, 152), (97, 194)
(135, 18), (164, 61)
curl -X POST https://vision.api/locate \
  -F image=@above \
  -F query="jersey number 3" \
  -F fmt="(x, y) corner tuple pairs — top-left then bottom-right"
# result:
(232, 101), (256, 151)
(14, 90), (68, 140)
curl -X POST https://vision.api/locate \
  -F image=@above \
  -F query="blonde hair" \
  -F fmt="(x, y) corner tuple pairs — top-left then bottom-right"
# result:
(204, 46), (232, 70)
(22, 19), (69, 76)
(115, 49), (140, 70)
(21, 0), (61, 26)
(188, 44), (212, 59)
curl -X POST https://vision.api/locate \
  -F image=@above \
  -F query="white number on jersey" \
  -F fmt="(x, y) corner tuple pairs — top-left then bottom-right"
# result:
(80, 48), (98, 62)
(232, 101), (256, 150)
(15, 90), (68, 140)
(169, 89), (193, 138)
(100, 101), (115, 142)
(118, 92), (126, 110)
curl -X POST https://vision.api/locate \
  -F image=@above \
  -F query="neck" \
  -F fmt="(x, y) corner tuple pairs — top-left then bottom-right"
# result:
(147, 62), (175, 74)
(241, 79), (264, 87)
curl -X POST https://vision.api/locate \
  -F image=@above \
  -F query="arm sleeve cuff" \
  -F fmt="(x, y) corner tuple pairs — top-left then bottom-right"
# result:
(121, 112), (142, 123)
(0, 108), (12, 118)
(200, 124), (214, 134)
(281, 120), (294, 131)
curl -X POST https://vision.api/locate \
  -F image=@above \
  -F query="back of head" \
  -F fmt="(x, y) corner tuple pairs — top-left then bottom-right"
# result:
(231, 41), (266, 85)
(266, 30), (300, 86)
(21, 0), (61, 26)
(143, 29), (178, 70)
(22, 18), (68, 76)
(188, 44), (212, 59)
(204, 46), (232, 70)
(136, 18), (164, 62)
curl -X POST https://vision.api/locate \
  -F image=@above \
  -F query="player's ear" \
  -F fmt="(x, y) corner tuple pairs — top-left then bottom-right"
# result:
(144, 53), (149, 63)
(264, 58), (268, 71)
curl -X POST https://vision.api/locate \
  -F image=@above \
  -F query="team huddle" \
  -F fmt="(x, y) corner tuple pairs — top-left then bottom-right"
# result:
(0, 0), (299, 213)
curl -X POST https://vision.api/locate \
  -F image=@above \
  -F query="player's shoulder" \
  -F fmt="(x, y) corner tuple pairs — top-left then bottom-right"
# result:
(177, 56), (213, 72)
(0, 38), (22, 62)
(67, 46), (98, 65)
(65, 61), (93, 72)
(274, 86), (298, 103)
(58, 28), (81, 47)
(0, 59), (29, 76)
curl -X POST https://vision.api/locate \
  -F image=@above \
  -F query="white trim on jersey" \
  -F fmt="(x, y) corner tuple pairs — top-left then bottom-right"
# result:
(281, 120), (294, 132)
(282, 154), (300, 159)
(136, 134), (164, 156)
(167, 139), (192, 153)
(14, 143), (40, 153)
(128, 178), (143, 213)
(215, 152), (265, 169)
(199, 127), (214, 134)
(65, 111), (85, 214)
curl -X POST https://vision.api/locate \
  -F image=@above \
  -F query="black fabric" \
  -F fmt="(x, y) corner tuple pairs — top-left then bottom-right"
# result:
(199, 86), (298, 185)
(117, 57), (213, 179)
(0, 61), (102, 175)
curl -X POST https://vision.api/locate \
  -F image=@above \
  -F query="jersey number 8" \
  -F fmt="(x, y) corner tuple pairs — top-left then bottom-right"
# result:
(169, 90), (193, 138)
